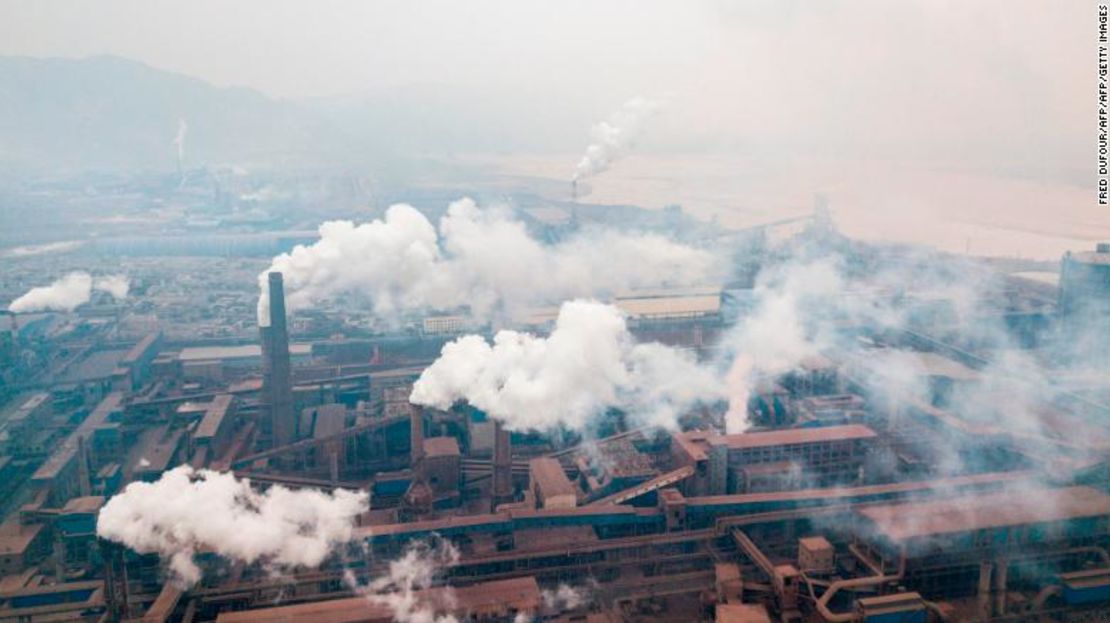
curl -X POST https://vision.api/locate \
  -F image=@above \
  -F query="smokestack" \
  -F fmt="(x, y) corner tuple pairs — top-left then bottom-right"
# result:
(492, 421), (512, 506)
(410, 403), (424, 467)
(260, 272), (296, 450)
(77, 435), (92, 497)
(101, 540), (131, 621)
(173, 118), (188, 185)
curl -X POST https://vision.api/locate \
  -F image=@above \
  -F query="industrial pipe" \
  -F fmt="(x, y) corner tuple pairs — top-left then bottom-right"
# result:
(815, 548), (906, 623)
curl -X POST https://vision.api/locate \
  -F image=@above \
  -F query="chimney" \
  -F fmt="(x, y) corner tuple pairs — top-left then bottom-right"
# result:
(261, 272), (296, 449)
(410, 403), (425, 467)
(492, 421), (512, 505)
(76, 435), (92, 497)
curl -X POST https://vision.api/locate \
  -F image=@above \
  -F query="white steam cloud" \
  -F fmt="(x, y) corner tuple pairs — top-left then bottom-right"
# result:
(96, 466), (368, 586)
(94, 274), (131, 300)
(410, 300), (723, 433)
(573, 97), (664, 184)
(346, 538), (461, 623)
(722, 260), (845, 434)
(8, 271), (130, 313)
(542, 583), (590, 610)
(258, 198), (714, 326)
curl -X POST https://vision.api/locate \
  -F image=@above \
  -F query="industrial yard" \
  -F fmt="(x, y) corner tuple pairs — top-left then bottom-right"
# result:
(1, 204), (1107, 622)
(0, 3), (1102, 621)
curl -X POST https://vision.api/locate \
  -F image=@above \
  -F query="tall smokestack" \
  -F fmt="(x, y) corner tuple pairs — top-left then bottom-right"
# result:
(492, 421), (512, 506)
(410, 403), (424, 467)
(260, 272), (295, 449)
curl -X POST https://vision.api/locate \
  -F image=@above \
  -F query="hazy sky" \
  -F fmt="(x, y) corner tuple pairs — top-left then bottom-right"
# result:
(0, 0), (1092, 172)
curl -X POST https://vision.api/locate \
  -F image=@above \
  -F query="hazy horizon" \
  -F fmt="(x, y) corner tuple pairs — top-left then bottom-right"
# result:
(0, 1), (1091, 172)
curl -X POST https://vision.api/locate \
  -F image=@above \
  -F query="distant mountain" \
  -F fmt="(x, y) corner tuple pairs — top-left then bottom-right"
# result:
(0, 55), (607, 175)
(0, 55), (329, 172)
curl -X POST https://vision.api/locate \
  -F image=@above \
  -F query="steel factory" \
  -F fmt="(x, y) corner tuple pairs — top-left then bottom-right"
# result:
(0, 227), (1108, 623)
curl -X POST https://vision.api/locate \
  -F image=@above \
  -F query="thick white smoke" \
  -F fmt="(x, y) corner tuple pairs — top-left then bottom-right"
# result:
(722, 260), (844, 433)
(258, 198), (715, 326)
(410, 300), (723, 433)
(542, 583), (590, 610)
(97, 466), (368, 586)
(94, 274), (131, 300)
(8, 271), (130, 313)
(346, 538), (461, 623)
(573, 97), (664, 184)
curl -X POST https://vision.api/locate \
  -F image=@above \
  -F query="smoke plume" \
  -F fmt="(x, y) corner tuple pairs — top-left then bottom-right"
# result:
(97, 466), (368, 586)
(173, 118), (188, 172)
(410, 300), (723, 433)
(573, 97), (664, 184)
(8, 271), (130, 313)
(0, 240), (84, 258)
(258, 198), (715, 326)
(721, 260), (845, 433)
(542, 583), (591, 610)
(346, 538), (461, 623)
(94, 274), (131, 300)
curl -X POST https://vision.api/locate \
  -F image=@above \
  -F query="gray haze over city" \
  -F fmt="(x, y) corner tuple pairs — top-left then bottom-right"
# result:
(0, 2), (1108, 623)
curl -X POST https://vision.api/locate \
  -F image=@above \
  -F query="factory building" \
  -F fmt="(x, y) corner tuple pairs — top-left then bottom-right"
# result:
(421, 436), (461, 500)
(0, 520), (49, 577)
(673, 425), (877, 495)
(1, 392), (53, 458)
(213, 576), (540, 623)
(1059, 242), (1110, 339)
(191, 394), (236, 464)
(843, 486), (1110, 620)
(176, 343), (312, 383)
(116, 331), (162, 391)
(576, 437), (657, 501)
(529, 457), (577, 509)
(614, 286), (722, 323)
(29, 392), (123, 510)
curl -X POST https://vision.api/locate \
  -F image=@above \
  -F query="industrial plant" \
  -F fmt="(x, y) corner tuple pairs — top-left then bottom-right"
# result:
(1, 198), (1108, 623)
(0, 3), (1103, 621)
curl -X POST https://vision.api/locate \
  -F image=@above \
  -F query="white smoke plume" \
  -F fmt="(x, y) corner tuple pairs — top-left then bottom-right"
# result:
(573, 96), (664, 184)
(721, 260), (845, 433)
(410, 300), (723, 433)
(94, 274), (131, 300)
(97, 466), (368, 586)
(346, 538), (461, 623)
(257, 198), (715, 326)
(0, 240), (84, 258)
(173, 118), (188, 171)
(8, 271), (130, 313)
(542, 583), (591, 610)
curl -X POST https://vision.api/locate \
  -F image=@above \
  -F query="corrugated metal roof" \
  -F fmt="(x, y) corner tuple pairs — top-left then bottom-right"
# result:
(529, 457), (576, 499)
(857, 485), (1110, 542)
(178, 343), (311, 362)
(195, 394), (234, 440)
(33, 393), (123, 481)
(122, 332), (161, 365)
(708, 424), (877, 450)
(215, 577), (539, 623)
(423, 436), (461, 457)
(615, 294), (720, 318)
(687, 470), (1035, 508)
